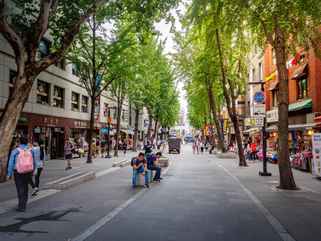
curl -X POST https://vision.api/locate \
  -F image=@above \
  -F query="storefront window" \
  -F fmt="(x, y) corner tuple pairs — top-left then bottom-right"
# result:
(297, 78), (308, 99)
(81, 96), (89, 112)
(272, 89), (278, 107)
(52, 86), (64, 108)
(37, 80), (50, 105)
(9, 70), (16, 98)
(71, 92), (80, 111)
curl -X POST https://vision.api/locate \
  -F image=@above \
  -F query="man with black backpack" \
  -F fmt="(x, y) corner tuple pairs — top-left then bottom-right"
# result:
(7, 136), (35, 212)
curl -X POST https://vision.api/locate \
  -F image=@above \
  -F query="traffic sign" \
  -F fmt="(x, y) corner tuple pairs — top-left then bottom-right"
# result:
(254, 91), (265, 103)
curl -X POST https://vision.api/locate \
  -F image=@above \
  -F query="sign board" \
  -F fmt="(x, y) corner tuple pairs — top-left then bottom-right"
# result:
(254, 91), (265, 103)
(266, 109), (279, 123)
(245, 116), (264, 127)
(253, 103), (266, 115)
(312, 133), (321, 177)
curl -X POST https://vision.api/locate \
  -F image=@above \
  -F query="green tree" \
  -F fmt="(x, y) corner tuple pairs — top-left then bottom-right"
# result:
(67, 7), (114, 163)
(0, 0), (179, 181)
(215, 0), (321, 189)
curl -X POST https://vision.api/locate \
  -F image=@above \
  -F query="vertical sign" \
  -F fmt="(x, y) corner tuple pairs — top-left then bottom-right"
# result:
(312, 133), (321, 177)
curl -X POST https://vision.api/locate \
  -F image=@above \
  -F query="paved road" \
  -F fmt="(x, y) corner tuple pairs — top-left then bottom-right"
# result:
(0, 145), (286, 241)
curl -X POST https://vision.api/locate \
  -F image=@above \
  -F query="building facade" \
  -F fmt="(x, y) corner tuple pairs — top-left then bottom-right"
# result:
(0, 36), (146, 159)
(263, 45), (321, 159)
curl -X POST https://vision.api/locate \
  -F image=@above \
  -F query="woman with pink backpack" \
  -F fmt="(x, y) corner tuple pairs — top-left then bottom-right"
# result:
(7, 136), (35, 212)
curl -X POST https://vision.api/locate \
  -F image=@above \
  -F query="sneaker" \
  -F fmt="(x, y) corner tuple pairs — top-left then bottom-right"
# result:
(32, 188), (39, 196)
(144, 184), (150, 188)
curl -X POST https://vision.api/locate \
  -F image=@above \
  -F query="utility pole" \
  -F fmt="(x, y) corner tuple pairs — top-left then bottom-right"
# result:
(249, 81), (272, 176)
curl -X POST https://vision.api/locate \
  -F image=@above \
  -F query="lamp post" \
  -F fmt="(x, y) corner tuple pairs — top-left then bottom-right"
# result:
(249, 81), (272, 177)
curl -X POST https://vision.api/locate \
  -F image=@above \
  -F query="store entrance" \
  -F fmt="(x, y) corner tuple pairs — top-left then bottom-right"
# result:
(51, 128), (64, 159)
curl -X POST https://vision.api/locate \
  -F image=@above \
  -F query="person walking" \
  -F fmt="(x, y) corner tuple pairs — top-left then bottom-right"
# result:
(64, 139), (73, 170)
(7, 136), (35, 212)
(29, 142), (44, 196)
(122, 139), (127, 155)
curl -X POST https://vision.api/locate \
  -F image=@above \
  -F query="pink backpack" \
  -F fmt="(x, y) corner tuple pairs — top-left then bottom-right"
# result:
(16, 148), (34, 174)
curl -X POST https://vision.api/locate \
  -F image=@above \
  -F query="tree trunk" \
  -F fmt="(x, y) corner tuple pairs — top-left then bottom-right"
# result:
(215, 29), (246, 166)
(153, 120), (158, 146)
(133, 108), (139, 151)
(274, 23), (297, 190)
(147, 112), (153, 142)
(114, 97), (122, 157)
(206, 79), (225, 152)
(0, 76), (33, 182)
(87, 95), (96, 163)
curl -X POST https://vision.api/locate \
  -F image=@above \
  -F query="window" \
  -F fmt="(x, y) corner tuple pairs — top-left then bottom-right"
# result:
(103, 103), (109, 117)
(81, 96), (89, 112)
(252, 68), (255, 82)
(258, 62), (262, 81)
(38, 38), (51, 58)
(272, 89), (278, 107)
(52, 86), (64, 108)
(129, 103), (132, 126)
(297, 78), (308, 99)
(71, 92), (80, 111)
(72, 63), (79, 77)
(9, 70), (16, 98)
(122, 109), (126, 121)
(37, 80), (50, 105)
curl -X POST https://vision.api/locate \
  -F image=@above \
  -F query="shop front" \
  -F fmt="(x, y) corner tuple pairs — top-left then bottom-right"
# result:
(265, 108), (315, 171)
(17, 113), (90, 160)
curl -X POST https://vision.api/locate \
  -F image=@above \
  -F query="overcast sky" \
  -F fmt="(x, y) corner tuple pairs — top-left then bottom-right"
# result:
(155, 2), (188, 126)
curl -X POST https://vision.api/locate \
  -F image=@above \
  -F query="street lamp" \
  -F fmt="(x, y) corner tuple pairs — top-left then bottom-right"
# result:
(248, 81), (272, 177)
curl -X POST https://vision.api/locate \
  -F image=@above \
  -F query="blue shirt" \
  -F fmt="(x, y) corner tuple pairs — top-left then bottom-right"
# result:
(7, 144), (35, 177)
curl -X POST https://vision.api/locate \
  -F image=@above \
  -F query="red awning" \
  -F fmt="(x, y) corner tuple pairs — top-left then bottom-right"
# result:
(315, 116), (321, 126)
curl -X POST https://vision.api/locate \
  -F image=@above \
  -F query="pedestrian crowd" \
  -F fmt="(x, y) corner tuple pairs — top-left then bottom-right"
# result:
(6, 135), (167, 212)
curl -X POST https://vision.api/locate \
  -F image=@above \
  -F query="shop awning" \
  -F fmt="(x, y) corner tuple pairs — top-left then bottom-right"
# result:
(288, 98), (312, 112)
(266, 123), (316, 132)
(291, 63), (308, 80)
(288, 123), (316, 130)
(269, 81), (279, 91)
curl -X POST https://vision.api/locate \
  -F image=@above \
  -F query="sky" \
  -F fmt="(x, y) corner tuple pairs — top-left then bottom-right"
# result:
(154, 2), (189, 127)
